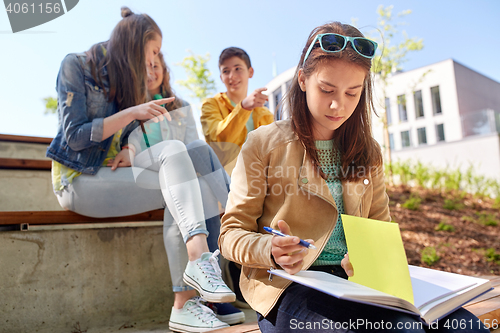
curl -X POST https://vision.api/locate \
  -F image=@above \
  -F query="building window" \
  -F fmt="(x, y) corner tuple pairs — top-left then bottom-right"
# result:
(273, 88), (283, 120)
(436, 123), (445, 142)
(397, 95), (407, 122)
(431, 86), (442, 115)
(389, 133), (394, 150)
(385, 97), (392, 125)
(417, 127), (427, 145)
(414, 90), (424, 118)
(401, 130), (411, 148)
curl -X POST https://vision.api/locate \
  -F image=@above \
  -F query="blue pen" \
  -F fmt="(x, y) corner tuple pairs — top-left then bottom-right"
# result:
(263, 226), (317, 250)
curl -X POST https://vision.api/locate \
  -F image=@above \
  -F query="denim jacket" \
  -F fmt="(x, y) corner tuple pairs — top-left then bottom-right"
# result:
(46, 52), (139, 175)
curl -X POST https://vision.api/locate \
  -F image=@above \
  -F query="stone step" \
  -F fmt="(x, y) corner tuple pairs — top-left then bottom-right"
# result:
(0, 134), (51, 160)
(0, 169), (60, 211)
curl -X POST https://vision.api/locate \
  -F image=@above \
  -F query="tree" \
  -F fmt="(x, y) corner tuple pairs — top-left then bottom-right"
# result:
(176, 50), (216, 102)
(44, 96), (57, 114)
(369, 5), (424, 180)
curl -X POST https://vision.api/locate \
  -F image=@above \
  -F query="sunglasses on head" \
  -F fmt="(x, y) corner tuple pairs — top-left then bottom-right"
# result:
(303, 33), (378, 66)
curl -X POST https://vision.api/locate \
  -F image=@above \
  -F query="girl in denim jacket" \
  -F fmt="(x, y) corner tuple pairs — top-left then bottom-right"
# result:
(46, 7), (234, 331)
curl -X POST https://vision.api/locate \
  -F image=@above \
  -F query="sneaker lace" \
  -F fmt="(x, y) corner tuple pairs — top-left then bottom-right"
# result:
(199, 250), (224, 287)
(187, 296), (219, 323)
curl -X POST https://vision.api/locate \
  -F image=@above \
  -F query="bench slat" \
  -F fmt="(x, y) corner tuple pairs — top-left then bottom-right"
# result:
(465, 285), (500, 306)
(0, 134), (52, 144)
(0, 210), (164, 225)
(466, 297), (500, 318)
(0, 158), (51, 170)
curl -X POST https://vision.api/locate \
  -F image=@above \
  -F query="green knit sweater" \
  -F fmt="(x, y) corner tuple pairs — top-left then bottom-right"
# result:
(312, 139), (347, 266)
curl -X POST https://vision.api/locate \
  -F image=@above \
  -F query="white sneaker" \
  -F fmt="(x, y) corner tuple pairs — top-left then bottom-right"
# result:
(183, 250), (236, 303)
(169, 296), (229, 332)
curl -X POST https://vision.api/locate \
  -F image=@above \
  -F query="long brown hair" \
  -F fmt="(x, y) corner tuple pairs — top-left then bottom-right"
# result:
(288, 22), (382, 182)
(156, 52), (183, 111)
(86, 6), (162, 111)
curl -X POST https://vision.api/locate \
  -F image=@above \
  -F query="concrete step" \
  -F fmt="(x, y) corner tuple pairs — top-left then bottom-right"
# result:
(0, 140), (50, 160)
(0, 169), (61, 211)
(0, 225), (174, 333)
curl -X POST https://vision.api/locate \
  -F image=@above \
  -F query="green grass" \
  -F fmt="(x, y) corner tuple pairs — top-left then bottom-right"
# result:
(461, 213), (498, 226)
(493, 197), (500, 210)
(461, 215), (475, 222)
(435, 222), (455, 232)
(475, 212), (498, 226)
(485, 248), (500, 265)
(402, 194), (421, 210)
(421, 246), (440, 266)
(443, 199), (464, 210)
(387, 160), (500, 199)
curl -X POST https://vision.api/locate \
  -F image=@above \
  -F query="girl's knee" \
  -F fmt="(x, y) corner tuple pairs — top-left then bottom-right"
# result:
(186, 139), (208, 150)
(160, 140), (187, 155)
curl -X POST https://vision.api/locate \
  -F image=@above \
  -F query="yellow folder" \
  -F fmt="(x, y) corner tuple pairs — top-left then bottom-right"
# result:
(341, 214), (414, 304)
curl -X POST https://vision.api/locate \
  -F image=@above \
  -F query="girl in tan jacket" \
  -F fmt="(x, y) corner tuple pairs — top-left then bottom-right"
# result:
(219, 22), (488, 333)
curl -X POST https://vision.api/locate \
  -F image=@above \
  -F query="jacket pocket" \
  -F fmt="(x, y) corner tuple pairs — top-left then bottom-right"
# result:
(84, 78), (108, 118)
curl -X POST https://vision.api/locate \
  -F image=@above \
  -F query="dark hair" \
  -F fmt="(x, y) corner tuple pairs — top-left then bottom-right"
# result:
(218, 47), (252, 69)
(155, 52), (183, 111)
(287, 22), (382, 182)
(86, 6), (162, 111)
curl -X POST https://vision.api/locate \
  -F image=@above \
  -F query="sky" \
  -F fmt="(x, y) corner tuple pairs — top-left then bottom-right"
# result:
(1, 0), (500, 138)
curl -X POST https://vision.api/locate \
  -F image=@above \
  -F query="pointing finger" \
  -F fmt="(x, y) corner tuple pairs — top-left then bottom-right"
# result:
(153, 97), (175, 105)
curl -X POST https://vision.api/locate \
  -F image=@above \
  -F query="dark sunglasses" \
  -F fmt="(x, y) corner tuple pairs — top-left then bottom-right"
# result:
(303, 33), (378, 66)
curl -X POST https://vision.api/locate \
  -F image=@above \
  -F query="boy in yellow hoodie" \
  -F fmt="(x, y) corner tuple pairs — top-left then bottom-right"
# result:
(201, 47), (273, 170)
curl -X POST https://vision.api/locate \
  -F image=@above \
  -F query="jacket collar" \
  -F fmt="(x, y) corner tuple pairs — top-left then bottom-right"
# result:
(217, 92), (234, 115)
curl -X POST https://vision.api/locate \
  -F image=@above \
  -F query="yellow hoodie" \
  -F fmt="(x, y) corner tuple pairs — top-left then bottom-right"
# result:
(201, 92), (274, 149)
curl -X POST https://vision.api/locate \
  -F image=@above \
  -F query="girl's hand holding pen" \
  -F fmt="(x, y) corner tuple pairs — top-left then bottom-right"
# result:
(270, 220), (315, 275)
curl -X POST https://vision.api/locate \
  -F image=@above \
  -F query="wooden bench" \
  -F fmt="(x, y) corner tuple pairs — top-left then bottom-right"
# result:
(0, 134), (52, 170)
(0, 133), (162, 228)
(0, 209), (164, 231)
(464, 275), (500, 329)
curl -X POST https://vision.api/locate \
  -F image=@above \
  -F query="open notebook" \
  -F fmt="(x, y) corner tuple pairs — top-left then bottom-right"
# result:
(268, 215), (492, 325)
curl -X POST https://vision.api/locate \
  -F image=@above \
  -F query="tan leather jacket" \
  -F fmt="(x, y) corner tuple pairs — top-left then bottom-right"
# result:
(219, 120), (391, 317)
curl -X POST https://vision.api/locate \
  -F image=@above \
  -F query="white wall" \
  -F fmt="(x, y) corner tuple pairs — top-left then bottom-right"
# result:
(374, 59), (463, 150)
(392, 133), (500, 181)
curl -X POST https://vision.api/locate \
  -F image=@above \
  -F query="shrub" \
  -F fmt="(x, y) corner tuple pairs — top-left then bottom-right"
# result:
(461, 215), (475, 223)
(485, 248), (500, 265)
(414, 161), (431, 188)
(430, 169), (445, 190)
(443, 199), (464, 210)
(435, 222), (455, 232)
(493, 196), (500, 210)
(475, 212), (498, 226)
(402, 194), (421, 210)
(392, 160), (414, 186)
(421, 246), (440, 266)
(443, 168), (462, 192)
